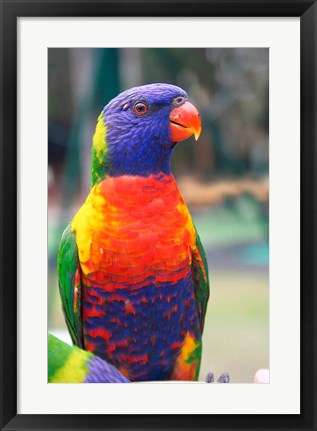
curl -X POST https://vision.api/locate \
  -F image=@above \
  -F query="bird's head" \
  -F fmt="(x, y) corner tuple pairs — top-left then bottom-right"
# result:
(91, 83), (201, 185)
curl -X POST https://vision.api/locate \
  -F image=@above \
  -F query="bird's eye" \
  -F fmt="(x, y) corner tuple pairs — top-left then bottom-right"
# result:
(175, 96), (185, 105)
(133, 102), (148, 116)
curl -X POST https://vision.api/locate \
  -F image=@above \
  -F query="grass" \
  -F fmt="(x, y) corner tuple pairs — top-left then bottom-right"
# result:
(200, 270), (269, 383)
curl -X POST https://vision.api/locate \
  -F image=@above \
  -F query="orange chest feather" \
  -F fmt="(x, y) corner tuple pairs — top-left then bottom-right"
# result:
(71, 174), (197, 289)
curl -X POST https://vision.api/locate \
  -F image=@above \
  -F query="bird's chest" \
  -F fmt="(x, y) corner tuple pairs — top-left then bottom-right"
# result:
(72, 174), (196, 289)
(72, 175), (201, 380)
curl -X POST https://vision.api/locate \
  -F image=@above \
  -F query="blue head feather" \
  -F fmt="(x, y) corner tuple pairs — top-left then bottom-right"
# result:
(103, 83), (188, 177)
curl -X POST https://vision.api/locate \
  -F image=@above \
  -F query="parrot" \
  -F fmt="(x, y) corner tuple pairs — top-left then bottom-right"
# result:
(48, 333), (129, 383)
(58, 83), (210, 382)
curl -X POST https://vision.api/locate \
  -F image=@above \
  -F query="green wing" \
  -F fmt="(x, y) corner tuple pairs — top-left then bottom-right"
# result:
(57, 223), (83, 348)
(192, 227), (210, 334)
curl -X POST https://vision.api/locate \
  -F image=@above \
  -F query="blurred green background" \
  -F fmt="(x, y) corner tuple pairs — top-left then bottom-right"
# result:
(48, 48), (269, 383)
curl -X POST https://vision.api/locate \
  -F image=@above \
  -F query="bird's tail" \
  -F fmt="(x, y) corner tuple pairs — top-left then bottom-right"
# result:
(48, 333), (130, 383)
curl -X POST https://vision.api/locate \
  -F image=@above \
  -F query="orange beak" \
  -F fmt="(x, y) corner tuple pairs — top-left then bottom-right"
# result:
(169, 101), (202, 143)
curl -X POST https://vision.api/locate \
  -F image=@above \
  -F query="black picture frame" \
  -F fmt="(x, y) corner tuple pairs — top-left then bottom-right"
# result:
(1, 1), (316, 430)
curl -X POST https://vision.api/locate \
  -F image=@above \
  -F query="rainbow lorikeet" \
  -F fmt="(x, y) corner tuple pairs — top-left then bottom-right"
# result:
(58, 83), (210, 382)
(48, 333), (129, 383)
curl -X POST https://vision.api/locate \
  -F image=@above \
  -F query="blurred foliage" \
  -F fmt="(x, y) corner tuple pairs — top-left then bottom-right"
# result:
(48, 48), (269, 383)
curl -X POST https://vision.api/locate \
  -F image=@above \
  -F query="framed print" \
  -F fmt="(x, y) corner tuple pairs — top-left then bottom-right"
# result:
(0, 1), (316, 430)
